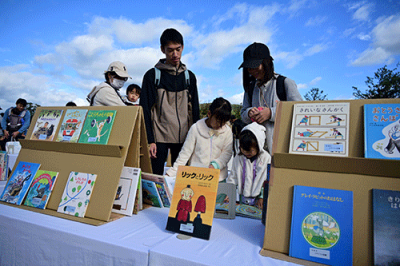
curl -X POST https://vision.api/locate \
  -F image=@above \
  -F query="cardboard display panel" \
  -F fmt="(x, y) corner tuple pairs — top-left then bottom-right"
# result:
(261, 99), (400, 266)
(0, 106), (151, 225)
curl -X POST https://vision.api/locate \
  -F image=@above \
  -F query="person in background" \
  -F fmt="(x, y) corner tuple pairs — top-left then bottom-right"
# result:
(123, 84), (141, 105)
(66, 101), (77, 106)
(166, 97), (232, 182)
(227, 122), (271, 209)
(0, 98), (31, 151)
(239, 42), (303, 153)
(140, 28), (200, 175)
(87, 61), (131, 106)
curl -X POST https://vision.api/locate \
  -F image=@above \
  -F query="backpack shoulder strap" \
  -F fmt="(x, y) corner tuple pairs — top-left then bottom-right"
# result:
(20, 110), (26, 118)
(276, 75), (287, 101)
(248, 81), (256, 106)
(154, 67), (161, 88)
(184, 69), (190, 88)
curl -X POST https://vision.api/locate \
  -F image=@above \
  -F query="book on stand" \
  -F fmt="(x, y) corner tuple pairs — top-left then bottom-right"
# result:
(141, 172), (171, 207)
(289, 185), (353, 265)
(112, 167), (141, 216)
(166, 165), (220, 240)
(364, 103), (400, 159)
(289, 102), (350, 156)
(0, 161), (41, 205)
(57, 171), (97, 218)
(142, 179), (163, 208)
(78, 110), (116, 145)
(30, 109), (64, 141)
(55, 109), (88, 142)
(24, 170), (59, 209)
(0, 151), (8, 181)
(372, 189), (400, 266)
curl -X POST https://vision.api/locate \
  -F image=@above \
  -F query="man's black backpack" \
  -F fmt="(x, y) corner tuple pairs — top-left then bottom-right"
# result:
(248, 75), (287, 105)
(7, 108), (26, 132)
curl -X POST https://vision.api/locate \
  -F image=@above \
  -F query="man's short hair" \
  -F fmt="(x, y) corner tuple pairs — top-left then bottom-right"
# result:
(126, 84), (141, 96)
(16, 98), (27, 107)
(160, 28), (184, 48)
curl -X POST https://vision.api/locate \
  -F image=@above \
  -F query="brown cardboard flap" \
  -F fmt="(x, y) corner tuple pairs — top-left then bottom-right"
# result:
(273, 152), (400, 178)
(20, 139), (123, 157)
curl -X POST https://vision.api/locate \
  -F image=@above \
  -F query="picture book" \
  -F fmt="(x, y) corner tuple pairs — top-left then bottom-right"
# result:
(23, 170), (59, 209)
(166, 165), (220, 240)
(142, 179), (163, 208)
(289, 102), (350, 156)
(112, 167), (141, 216)
(364, 103), (400, 159)
(78, 110), (116, 145)
(55, 109), (88, 142)
(30, 109), (64, 141)
(289, 185), (353, 265)
(142, 172), (171, 207)
(372, 189), (400, 266)
(0, 161), (41, 205)
(214, 183), (236, 219)
(0, 151), (8, 181)
(57, 171), (97, 218)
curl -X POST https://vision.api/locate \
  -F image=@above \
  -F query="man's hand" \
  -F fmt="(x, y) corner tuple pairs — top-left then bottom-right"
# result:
(149, 143), (157, 159)
(3, 130), (9, 138)
(11, 131), (20, 139)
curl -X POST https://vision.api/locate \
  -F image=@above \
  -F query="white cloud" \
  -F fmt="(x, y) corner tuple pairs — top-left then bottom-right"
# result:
(351, 47), (392, 66)
(228, 92), (244, 105)
(352, 3), (373, 22)
(357, 33), (371, 41)
(304, 44), (328, 56)
(274, 50), (304, 69)
(305, 16), (328, 27)
(309, 77), (322, 86)
(297, 83), (307, 90)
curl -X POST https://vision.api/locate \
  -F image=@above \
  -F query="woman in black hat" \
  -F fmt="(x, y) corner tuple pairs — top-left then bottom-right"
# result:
(239, 42), (303, 153)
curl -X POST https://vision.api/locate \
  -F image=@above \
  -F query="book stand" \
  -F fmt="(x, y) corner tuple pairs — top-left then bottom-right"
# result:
(260, 99), (400, 266)
(0, 106), (151, 225)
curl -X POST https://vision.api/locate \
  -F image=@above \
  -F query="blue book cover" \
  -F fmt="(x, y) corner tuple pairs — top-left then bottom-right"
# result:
(154, 181), (170, 207)
(289, 185), (353, 266)
(364, 103), (400, 159)
(142, 179), (163, 207)
(372, 189), (400, 266)
(0, 161), (41, 205)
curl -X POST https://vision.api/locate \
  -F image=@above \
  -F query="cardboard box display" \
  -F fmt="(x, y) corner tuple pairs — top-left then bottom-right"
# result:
(0, 106), (151, 225)
(260, 99), (400, 266)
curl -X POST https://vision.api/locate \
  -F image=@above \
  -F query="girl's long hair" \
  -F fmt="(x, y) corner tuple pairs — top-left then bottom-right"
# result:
(242, 58), (274, 93)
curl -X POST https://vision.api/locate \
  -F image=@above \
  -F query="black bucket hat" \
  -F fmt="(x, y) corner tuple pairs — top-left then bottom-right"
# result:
(238, 42), (273, 69)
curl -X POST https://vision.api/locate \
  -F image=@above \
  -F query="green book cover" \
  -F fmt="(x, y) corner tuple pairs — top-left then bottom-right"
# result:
(78, 110), (116, 145)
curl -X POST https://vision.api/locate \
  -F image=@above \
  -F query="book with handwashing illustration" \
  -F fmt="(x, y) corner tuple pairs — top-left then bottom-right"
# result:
(57, 171), (97, 218)
(364, 103), (400, 159)
(372, 189), (400, 266)
(30, 109), (64, 141)
(289, 102), (350, 156)
(0, 161), (41, 205)
(166, 165), (220, 240)
(0, 151), (8, 181)
(289, 185), (353, 265)
(78, 110), (116, 145)
(142, 179), (163, 207)
(112, 167), (141, 216)
(55, 109), (88, 142)
(24, 170), (59, 209)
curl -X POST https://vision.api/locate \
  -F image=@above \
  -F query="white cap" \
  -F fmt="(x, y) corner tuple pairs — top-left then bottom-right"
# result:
(105, 61), (131, 79)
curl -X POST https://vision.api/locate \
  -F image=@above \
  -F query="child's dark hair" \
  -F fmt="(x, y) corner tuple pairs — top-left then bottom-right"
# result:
(160, 28), (184, 48)
(239, 130), (259, 154)
(209, 97), (232, 125)
(126, 84), (141, 96)
(16, 98), (27, 107)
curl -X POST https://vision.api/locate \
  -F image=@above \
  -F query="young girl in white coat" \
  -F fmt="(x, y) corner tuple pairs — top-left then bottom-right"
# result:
(166, 97), (233, 182)
(227, 122), (271, 209)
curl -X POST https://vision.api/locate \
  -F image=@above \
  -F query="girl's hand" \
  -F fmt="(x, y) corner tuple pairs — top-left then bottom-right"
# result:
(208, 164), (215, 169)
(248, 107), (260, 120)
(253, 107), (271, 124)
(256, 198), (263, 209)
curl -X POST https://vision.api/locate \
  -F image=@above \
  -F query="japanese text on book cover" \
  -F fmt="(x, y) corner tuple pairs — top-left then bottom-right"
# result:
(166, 165), (220, 240)
(289, 185), (353, 266)
(24, 170), (59, 209)
(56, 109), (88, 142)
(289, 102), (349, 156)
(78, 110), (116, 145)
(364, 103), (400, 159)
(30, 109), (63, 141)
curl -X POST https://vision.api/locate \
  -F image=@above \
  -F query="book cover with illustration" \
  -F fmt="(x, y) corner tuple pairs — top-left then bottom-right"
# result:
(0, 161), (41, 205)
(289, 102), (350, 157)
(141, 172), (171, 207)
(57, 171), (97, 218)
(23, 170), (59, 209)
(30, 109), (64, 141)
(372, 189), (400, 266)
(78, 110), (116, 145)
(364, 103), (400, 159)
(289, 185), (353, 265)
(56, 109), (88, 142)
(0, 151), (8, 181)
(166, 165), (220, 240)
(142, 179), (163, 207)
(112, 167), (141, 216)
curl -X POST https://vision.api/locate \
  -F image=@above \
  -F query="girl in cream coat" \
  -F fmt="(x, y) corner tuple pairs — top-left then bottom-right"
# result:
(166, 97), (233, 182)
(227, 122), (271, 209)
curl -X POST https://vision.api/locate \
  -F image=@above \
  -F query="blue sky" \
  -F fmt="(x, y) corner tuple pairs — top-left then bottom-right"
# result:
(0, 0), (399, 110)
